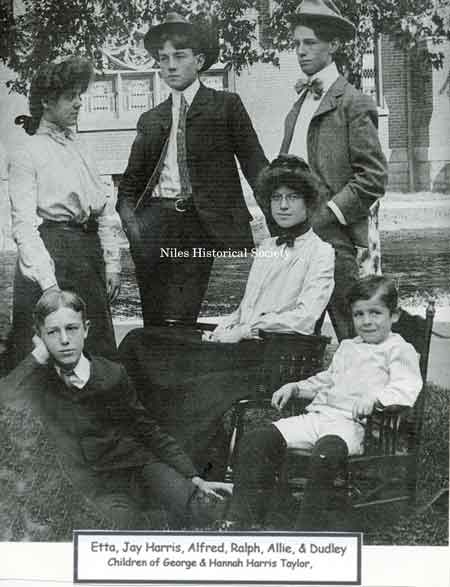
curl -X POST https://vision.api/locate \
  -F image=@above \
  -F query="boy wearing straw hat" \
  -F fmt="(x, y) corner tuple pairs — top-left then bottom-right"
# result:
(280, 0), (388, 341)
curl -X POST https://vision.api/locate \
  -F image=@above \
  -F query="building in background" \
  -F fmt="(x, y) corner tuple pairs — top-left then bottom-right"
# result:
(382, 37), (450, 192)
(1, 6), (450, 201)
(76, 33), (229, 201)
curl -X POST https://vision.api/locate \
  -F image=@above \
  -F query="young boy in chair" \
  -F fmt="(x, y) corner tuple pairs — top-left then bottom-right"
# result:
(227, 275), (422, 530)
(0, 289), (230, 530)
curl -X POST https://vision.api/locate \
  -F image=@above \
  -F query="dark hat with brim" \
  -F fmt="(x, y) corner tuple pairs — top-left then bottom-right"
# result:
(144, 12), (220, 72)
(288, 0), (356, 41)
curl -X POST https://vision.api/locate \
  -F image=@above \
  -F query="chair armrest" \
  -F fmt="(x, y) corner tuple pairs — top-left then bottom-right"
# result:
(364, 404), (413, 455)
(258, 330), (331, 345)
(233, 396), (310, 417)
(371, 404), (413, 418)
(161, 318), (218, 332)
(196, 321), (217, 332)
(234, 397), (272, 410)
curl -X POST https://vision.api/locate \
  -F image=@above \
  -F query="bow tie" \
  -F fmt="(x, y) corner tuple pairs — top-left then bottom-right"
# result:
(295, 78), (324, 100)
(275, 220), (311, 247)
(276, 233), (297, 247)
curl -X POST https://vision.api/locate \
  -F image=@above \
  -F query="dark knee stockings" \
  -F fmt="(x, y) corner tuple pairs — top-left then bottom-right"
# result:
(230, 429), (350, 530)
(228, 425), (287, 527)
(298, 434), (350, 530)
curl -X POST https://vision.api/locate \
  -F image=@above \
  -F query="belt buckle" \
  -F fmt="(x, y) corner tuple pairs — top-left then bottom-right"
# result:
(175, 198), (188, 213)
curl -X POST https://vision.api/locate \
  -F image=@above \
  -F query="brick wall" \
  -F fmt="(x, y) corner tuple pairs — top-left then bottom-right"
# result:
(381, 37), (409, 152)
(382, 36), (450, 192)
(410, 43), (433, 191)
(429, 43), (450, 193)
(381, 37), (409, 191)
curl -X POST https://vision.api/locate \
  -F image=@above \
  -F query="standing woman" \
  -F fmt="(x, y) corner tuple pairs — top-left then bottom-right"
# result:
(7, 57), (121, 367)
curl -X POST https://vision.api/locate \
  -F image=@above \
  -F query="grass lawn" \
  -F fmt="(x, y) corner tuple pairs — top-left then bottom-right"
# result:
(0, 246), (448, 545)
(0, 379), (447, 545)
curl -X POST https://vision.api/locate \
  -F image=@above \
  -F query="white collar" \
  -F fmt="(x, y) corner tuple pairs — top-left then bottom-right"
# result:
(55, 353), (91, 389)
(309, 62), (339, 95)
(172, 78), (201, 108)
(353, 332), (394, 346)
(269, 227), (314, 247)
(37, 118), (77, 143)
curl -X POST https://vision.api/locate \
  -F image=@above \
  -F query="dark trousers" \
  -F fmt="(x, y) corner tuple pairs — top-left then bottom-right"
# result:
(323, 249), (359, 342)
(7, 224), (117, 368)
(91, 460), (220, 530)
(268, 215), (358, 342)
(132, 202), (214, 326)
(229, 425), (350, 530)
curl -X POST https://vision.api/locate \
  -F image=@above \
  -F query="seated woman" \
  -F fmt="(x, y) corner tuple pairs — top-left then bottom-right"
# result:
(209, 154), (335, 343)
(119, 156), (335, 476)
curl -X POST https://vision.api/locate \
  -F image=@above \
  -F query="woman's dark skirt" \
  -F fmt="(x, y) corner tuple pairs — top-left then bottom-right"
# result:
(7, 223), (117, 368)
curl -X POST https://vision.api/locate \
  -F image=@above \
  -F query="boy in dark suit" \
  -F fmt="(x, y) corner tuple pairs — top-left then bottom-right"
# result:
(117, 13), (268, 326)
(280, 0), (388, 340)
(0, 289), (231, 529)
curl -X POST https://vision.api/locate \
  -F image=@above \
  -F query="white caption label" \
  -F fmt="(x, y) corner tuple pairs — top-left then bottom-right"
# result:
(74, 531), (361, 584)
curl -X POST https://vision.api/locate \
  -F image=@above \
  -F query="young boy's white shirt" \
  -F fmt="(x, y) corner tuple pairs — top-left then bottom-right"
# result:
(301, 332), (422, 418)
(274, 332), (422, 455)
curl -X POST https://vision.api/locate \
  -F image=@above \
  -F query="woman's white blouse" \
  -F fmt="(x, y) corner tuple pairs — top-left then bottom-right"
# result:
(220, 229), (335, 335)
(8, 120), (121, 290)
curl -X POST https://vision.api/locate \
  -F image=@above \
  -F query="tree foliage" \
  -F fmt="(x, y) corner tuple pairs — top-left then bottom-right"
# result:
(1, 0), (449, 94)
(268, 0), (450, 86)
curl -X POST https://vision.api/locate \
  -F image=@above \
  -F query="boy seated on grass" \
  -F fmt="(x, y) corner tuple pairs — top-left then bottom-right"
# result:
(226, 275), (422, 530)
(0, 289), (231, 530)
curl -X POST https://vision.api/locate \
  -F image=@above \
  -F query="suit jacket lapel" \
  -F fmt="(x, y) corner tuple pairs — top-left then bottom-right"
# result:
(135, 97), (172, 211)
(136, 85), (209, 211)
(187, 83), (211, 121)
(157, 95), (173, 129)
(311, 76), (347, 121)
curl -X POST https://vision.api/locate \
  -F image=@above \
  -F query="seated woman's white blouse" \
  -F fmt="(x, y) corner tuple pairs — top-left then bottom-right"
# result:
(8, 120), (121, 290)
(218, 229), (335, 335)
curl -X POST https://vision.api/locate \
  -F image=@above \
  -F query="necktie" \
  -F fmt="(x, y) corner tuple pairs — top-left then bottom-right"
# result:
(61, 370), (78, 390)
(295, 77), (324, 100)
(177, 94), (192, 197)
(280, 94), (306, 154)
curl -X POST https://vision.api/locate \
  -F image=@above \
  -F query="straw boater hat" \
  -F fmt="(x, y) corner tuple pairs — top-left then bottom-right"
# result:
(288, 0), (356, 41)
(144, 12), (219, 72)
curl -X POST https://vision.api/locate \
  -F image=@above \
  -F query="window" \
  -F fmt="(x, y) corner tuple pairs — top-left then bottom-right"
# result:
(78, 70), (159, 130)
(78, 66), (228, 131)
(362, 38), (384, 107)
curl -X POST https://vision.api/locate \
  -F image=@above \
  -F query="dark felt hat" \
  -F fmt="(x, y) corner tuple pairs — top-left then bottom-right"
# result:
(288, 0), (356, 41)
(144, 12), (220, 72)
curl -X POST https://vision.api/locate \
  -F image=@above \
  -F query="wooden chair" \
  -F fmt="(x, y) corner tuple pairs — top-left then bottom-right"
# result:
(345, 299), (435, 511)
(224, 330), (331, 482)
(226, 300), (436, 521)
(119, 319), (330, 482)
